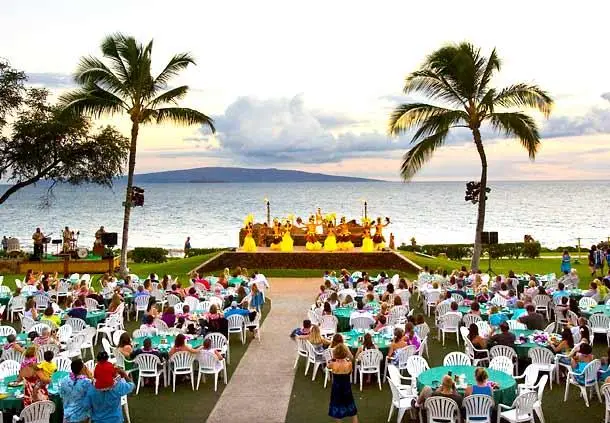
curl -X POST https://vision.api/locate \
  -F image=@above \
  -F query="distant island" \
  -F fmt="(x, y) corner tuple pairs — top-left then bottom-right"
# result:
(129, 167), (381, 183)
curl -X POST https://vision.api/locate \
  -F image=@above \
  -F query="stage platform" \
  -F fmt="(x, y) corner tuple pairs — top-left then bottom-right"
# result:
(17, 256), (120, 275)
(192, 249), (421, 275)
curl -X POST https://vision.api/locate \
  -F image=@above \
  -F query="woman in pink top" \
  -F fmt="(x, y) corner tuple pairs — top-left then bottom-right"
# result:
(204, 304), (223, 321)
(168, 333), (202, 358)
(403, 322), (421, 350)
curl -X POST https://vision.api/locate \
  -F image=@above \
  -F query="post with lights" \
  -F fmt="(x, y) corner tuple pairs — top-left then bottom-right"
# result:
(364, 200), (368, 220)
(265, 198), (271, 226)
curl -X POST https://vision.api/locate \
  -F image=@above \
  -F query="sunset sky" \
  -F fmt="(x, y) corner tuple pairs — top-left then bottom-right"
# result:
(3, 0), (610, 181)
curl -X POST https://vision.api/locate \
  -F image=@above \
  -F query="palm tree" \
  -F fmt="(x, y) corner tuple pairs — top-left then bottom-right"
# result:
(60, 33), (215, 274)
(388, 42), (552, 270)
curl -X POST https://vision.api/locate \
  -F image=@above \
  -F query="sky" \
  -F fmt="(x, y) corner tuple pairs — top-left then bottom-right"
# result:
(2, 0), (610, 181)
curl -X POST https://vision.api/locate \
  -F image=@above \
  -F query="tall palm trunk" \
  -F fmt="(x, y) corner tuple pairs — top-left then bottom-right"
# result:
(120, 120), (139, 275)
(471, 128), (488, 270)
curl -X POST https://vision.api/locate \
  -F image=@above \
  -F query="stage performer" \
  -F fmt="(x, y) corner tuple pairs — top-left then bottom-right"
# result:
(315, 208), (324, 235)
(323, 221), (338, 252)
(32, 228), (44, 259)
(280, 220), (294, 252)
(305, 216), (322, 251)
(270, 219), (282, 251)
(337, 217), (354, 251)
(62, 226), (71, 253)
(241, 215), (257, 252)
(361, 218), (374, 252)
(373, 217), (390, 251)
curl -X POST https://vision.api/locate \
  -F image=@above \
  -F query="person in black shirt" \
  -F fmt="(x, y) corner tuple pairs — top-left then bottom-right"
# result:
(490, 322), (516, 347)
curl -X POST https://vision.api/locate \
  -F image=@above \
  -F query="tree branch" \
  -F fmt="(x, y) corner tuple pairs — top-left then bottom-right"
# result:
(0, 159), (60, 205)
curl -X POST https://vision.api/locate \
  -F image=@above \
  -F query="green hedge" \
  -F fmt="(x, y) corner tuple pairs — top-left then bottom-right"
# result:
(185, 248), (225, 258)
(398, 242), (541, 260)
(130, 247), (168, 263)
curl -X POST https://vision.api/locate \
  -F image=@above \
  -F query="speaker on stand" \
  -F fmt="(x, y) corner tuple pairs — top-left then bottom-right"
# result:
(482, 231), (498, 276)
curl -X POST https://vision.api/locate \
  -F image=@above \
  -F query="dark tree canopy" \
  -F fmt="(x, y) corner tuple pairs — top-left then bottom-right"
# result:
(0, 59), (27, 129)
(0, 88), (129, 205)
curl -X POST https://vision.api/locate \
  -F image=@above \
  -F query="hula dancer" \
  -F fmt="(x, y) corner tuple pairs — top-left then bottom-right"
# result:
(337, 217), (353, 251)
(305, 216), (322, 251)
(361, 218), (374, 252)
(270, 219), (282, 251)
(241, 215), (257, 252)
(373, 217), (390, 251)
(280, 220), (294, 252)
(324, 221), (338, 252)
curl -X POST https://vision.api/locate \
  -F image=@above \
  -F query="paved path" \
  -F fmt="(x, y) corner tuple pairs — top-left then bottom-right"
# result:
(206, 278), (317, 423)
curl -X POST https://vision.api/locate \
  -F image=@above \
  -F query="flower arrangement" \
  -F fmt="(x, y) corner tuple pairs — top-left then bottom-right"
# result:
(532, 332), (549, 344)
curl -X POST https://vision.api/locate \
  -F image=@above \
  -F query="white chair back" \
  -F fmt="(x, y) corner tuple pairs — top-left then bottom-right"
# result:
(406, 355), (429, 380)
(57, 324), (73, 343)
(0, 359), (20, 378)
(0, 326), (16, 337)
(351, 316), (374, 330)
(1, 349), (23, 363)
(489, 356), (514, 376)
(358, 349), (383, 371)
(166, 294), (181, 307)
(184, 296), (200, 312)
(35, 344), (60, 362)
(590, 313), (610, 331)
(489, 295), (507, 307)
(66, 318), (87, 334)
(527, 347), (554, 366)
(579, 297), (597, 309)
(53, 356), (72, 372)
(134, 353), (162, 376)
(169, 350), (195, 371)
(394, 345), (417, 369)
(30, 323), (51, 336)
(17, 400), (56, 423)
(451, 293), (464, 305)
(153, 318), (169, 334)
(475, 321), (492, 337)
(506, 320), (526, 330)
(443, 351), (471, 366)
(463, 314), (482, 326)
(463, 394), (494, 423)
(85, 298), (100, 311)
(425, 396), (460, 423)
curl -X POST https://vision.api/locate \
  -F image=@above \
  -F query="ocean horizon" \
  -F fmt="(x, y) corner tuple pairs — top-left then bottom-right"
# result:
(0, 180), (606, 251)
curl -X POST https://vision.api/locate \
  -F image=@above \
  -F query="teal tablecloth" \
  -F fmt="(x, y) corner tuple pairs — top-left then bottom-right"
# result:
(509, 329), (558, 358)
(458, 305), (513, 321)
(0, 333), (29, 346)
(0, 294), (11, 307)
(580, 305), (610, 319)
(61, 309), (106, 327)
(0, 371), (68, 423)
(416, 365), (516, 405)
(339, 330), (391, 356)
(133, 334), (204, 351)
(333, 306), (379, 332)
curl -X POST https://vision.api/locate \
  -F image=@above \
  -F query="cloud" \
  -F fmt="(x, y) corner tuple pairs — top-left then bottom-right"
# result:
(27, 72), (74, 88)
(601, 92), (610, 102)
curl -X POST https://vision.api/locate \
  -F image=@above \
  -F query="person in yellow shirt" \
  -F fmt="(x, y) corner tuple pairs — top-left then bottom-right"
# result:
(38, 350), (57, 379)
(40, 306), (61, 328)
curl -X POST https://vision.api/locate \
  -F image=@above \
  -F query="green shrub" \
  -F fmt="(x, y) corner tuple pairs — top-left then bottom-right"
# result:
(412, 242), (540, 260)
(185, 248), (225, 258)
(523, 242), (541, 258)
(131, 247), (168, 263)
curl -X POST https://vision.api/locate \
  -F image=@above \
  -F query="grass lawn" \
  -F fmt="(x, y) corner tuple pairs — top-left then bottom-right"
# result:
(286, 306), (608, 423)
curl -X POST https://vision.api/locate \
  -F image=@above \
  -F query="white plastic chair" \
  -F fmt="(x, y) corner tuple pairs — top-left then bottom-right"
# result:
(85, 359), (95, 373)
(134, 295), (150, 321)
(533, 295), (551, 319)
(53, 356), (72, 372)
(490, 345), (518, 375)
(319, 315), (338, 337)
(169, 351), (195, 392)
(527, 347), (555, 390)
(490, 356), (514, 376)
(351, 316), (374, 330)
(601, 383), (610, 423)
(406, 355), (429, 388)
(112, 330), (127, 347)
(9, 296), (26, 322)
(305, 341), (328, 381)
(475, 321), (492, 338)
(0, 360), (20, 378)
(79, 326), (97, 360)
(387, 364), (417, 397)
(425, 396), (460, 423)
(204, 332), (230, 364)
(166, 294), (181, 307)
(490, 295), (507, 308)
(184, 296), (199, 312)
(57, 324), (73, 345)
(507, 320), (526, 331)
(153, 318), (169, 335)
(85, 297), (100, 311)
(426, 291), (440, 315)
(294, 337), (309, 369)
(101, 338), (116, 363)
(443, 351), (471, 367)
(35, 344), (60, 363)
(33, 294), (50, 311)
(579, 297), (597, 310)
(65, 317), (87, 335)
(589, 314), (610, 345)
(564, 358), (601, 407)
(385, 345), (417, 381)
(96, 313), (122, 345)
(134, 353), (166, 395)
(0, 326), (16, 337)
(463, 394), (494, 423)
(227, 314), (246, 344)
(497, 391), (538, 423)
(30, 323), (51, 336)
(439, 313), (462, 346)
(464, 337), (489, 367)
(197, 350), (227, 391)
(1, 349), (23, 363)
(60, 333), (86, 359)
(354, 348), (383, 391)
(463, 314), (482, 326)
(387, 378), (416, 423)
(12, 400), (55, 423)
(451, 293), (464, 305)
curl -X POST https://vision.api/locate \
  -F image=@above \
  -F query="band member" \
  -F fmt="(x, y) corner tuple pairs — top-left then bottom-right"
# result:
(373, 217), (391, 251)
(62, 226), (71, 253)
(32, 228), (44, 259)
(94, 226), (106, 246)
(315, 208), (324, 235)
(305, 216), (322, 251)
(270, 219), (282, 251)
(184, 236), (191, 255)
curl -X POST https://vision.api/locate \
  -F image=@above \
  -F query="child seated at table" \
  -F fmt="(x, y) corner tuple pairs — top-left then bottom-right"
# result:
(38, 350), (57, 379)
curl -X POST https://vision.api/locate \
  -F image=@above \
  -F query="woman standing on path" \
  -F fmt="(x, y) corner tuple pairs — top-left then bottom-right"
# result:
(328, 343), (359, 423)
(561, 250), (572, 275)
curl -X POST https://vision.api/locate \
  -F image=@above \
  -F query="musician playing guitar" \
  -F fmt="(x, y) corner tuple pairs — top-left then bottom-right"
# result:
(62, 226), (71, 253)
(93, 226), (106, 256)
(32, 228), (45, 259)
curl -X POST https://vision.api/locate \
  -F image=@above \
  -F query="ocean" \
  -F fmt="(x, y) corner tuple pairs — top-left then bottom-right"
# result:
(0, 181), (607, 251)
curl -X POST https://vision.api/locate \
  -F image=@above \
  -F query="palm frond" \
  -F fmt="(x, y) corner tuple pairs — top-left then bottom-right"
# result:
(478, 88), (497, 115)
(388, 103), (465, 137)
(100, 33), (130, 83)
(410, 110), (469, 143)
(59, 84), (127, 118)
(400, 130), (450, 180)
(146, 86), (189, 109)
(487, 112), (540, 159)
(149, 107), (215, 131)
(154, 53), (196, 89)
(74, 56), (131, 99)
(476, 48), (501, 99)
(493, 84), (553, 117)
(403, 70), (466, 107)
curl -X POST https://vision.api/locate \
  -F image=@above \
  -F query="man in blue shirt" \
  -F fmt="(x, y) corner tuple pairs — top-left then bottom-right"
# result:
(86, 365), (134, 423)
(552, 282), (570, 300)
(224, 301), (250, 318)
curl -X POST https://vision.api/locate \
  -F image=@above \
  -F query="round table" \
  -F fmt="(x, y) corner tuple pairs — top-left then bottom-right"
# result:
(0, 371), (68, 423)
(60, 309), (107, 328)
(580, 305), (610, 319)
(0, 295), (11, 307)
(416, 365), (516, 406)
(449, 290), (475, 300)
(133, 334), (204, 351)
(509, 329), (559, 358)
(333, 306), (379, 332)
(458, 305), (513, 321)
(338, 330), (391, 356)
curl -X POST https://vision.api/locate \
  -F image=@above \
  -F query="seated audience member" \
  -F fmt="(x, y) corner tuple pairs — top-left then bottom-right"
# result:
(161, 306), (176, 328)
(67, 299), (88, 321)
(518, 304), (545, 330)
(298, 325), (330, 352)
(41, 305), (61, 327)
(290, 319), (312, 338)
(511, 300), (527, 319)
(464, 367), (494, 397)
(131, 337), (163, 359)
(583, 281), (600, 302)
(413, 375), (463, 410)
(224, 301), (250, 318)
(488, 306), (508, 327)
(490, 322), (515, 347)
(349, 301), (375, 324)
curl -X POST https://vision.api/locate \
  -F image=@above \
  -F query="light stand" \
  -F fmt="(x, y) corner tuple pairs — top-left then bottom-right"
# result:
(266, 200), (271, 226)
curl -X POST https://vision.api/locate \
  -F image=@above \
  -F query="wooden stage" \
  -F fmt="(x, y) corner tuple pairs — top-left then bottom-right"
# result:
(18, 256), (120, 275)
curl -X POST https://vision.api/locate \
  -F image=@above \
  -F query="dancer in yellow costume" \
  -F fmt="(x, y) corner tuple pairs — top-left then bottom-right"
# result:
(280, 220), (294, 252)
(323, 221), (338, 252)
(305, 216), (322, 251)
(373, 217), (390, 251)
(361, 218), (374, 252)
(337, 217), (354, 251)
(270, 219), (282, 250)
(241, 215), (257, 252)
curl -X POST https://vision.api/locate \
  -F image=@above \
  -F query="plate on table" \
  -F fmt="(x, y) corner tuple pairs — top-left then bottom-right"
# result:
(8, 381), (22, 388)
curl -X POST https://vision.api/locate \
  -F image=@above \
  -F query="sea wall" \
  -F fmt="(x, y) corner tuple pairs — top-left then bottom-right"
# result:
(192, 251), (421, 275)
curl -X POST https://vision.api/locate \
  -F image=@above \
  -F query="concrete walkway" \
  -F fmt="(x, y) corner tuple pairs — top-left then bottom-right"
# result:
(206, 278), (317, 423)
